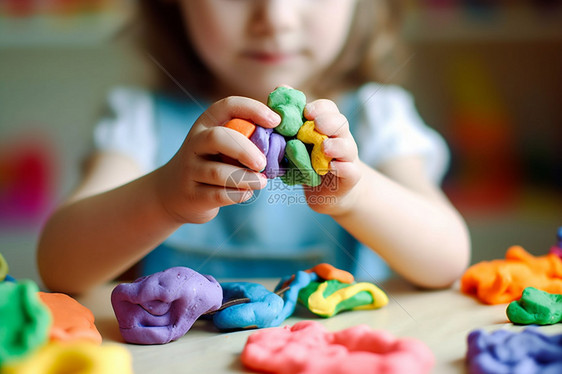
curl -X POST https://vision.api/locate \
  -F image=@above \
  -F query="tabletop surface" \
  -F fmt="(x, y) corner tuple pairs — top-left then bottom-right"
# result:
(77, 278), (562, 374)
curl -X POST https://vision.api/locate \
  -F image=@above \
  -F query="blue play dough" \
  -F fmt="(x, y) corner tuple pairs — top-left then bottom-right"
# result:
(213, 282), (284, 330)
(271, 271), (318, 326)
(466, 328), (562, 373)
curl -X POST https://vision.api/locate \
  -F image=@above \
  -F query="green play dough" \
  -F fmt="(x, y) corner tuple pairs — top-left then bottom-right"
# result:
(506, 287), (562, 325)
(0, 253), (8, 281)
(267, 87), (306, 137)
(297, 280), (374, 318)
(0, 280), (52, 365)
(281, 139), (321, 187)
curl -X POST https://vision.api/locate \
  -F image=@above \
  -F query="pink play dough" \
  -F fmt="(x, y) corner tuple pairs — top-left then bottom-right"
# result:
(241, 320), (434, 374)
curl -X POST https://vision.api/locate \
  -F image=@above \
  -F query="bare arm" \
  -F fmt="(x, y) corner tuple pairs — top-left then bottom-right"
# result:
(38, 97), (280, 294)
(333, 157), (471, 289)
(303, 99), (470, 289)
(37, 152), (181, 294)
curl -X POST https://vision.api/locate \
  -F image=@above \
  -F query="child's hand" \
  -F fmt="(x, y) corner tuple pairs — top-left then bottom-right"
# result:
(156, 97), (280, 224)
(303, 99), (361, 216)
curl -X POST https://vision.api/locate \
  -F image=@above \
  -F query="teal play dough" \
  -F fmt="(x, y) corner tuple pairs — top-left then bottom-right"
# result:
(0, 280), (52, 365)
(267, 86), (306, 137)
(281, 139), (321, 187)
(507, 287), (562, 325)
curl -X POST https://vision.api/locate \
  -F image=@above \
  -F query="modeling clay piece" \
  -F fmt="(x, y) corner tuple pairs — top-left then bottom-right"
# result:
(1, 342), (133, 374)
(0, 281), (51, 365)
(507, 287), (562, 325)
(0, 253), (8, 281)
(267, 86), (306, 137)
(460, 245), (562, 304)
(249, 126), (272, 155)
(264, 132), (286, 178)
(281, 139), (321, 187)
(271, 271), (318, 327)
(298, 279), (389, 318)
(549, 226), (562, 260)
(248, 126), (287, 179)
(466, 328), (562, 374)
(111, 267), (222, 345)
(297, 121), (332, 175)
(306, 263), (354, 284)
(38, 292), (102, 344)
(224, 118), (256, 138)
(241, 320), (434, 374)
(213, 282), (284, 331)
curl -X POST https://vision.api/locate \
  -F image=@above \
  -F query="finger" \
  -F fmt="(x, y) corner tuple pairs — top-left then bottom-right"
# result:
(202, 96), (281, 129)
(329, 161), (361, 184)
(192, 127), (267, 171)
(304, 99), (340, 119)
(322, 138), (357, 162)
(192, 160), (267, 190)
(312, 113), (350, 138)
(192, 184), (257, 206)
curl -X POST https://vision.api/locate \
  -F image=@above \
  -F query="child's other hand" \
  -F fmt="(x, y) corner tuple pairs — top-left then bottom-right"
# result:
(303, 100), (361, 216)
(156, 97), (281, 224)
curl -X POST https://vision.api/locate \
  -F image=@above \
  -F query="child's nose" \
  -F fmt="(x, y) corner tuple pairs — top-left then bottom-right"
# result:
(251, 0), (300, 35)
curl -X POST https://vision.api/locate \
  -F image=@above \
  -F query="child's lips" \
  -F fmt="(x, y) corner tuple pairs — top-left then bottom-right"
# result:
(243, 51), (299, 64)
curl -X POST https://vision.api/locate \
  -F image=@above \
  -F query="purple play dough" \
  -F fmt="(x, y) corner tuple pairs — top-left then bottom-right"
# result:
(265, 133), (286, 178)
(111, 267), (222, 345)
(466, 328), (562, 374)
(249, 127), (286, 179)
(250, 126), (272, 156)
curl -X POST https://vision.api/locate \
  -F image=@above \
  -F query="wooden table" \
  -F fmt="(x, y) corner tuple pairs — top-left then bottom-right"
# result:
(77, 278), (562, 373)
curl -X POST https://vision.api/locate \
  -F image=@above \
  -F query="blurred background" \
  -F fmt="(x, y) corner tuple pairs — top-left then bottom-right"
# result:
(1, 0), (561, 286)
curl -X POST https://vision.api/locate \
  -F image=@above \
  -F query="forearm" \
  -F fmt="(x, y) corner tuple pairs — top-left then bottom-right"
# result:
(333, 162), (470, 289)
(37, 169), (181, 294)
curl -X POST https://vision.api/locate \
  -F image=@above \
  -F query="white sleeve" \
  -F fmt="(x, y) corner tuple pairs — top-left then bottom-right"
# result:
(93, 87), (158, 174)
(355, 83), (450, 183)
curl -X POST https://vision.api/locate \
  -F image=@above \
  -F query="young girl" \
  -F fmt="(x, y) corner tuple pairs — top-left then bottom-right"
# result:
(37, 0), (470, 294)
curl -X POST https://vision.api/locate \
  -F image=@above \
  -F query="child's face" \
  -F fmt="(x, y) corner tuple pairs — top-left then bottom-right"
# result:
(179, 0), (358, 100)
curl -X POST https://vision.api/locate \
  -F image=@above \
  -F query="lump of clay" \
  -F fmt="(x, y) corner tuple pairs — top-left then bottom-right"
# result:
(461, 245), (562, 304)
(281, 139), (321, 187)
(306, 263), (354, 284)
(0, 280), (52, 365)
(271, 271), (318, 327)
(111, 267), (222, 344)
(241, 320), (434, 374)
(507, 287), (562, 325)
(297, 121), (332, 175)
(466, 328), (562, 373)
(39, 292), (102, 344)
(1, 342), (133, 374)
(212, 282), (284, 331)
(267, 86), (306, 137)
(298, 279), (389, 318)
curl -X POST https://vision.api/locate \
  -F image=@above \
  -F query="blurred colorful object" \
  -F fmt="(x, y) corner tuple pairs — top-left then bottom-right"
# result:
(444, 55), (521, 212)
(0, 135), (55, 228)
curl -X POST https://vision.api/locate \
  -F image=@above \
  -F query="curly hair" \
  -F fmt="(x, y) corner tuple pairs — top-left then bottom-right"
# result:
(133, 0), (405, 100)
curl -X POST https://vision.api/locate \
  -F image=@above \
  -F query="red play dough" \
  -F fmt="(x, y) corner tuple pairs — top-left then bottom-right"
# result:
(241, 321), (434, 374)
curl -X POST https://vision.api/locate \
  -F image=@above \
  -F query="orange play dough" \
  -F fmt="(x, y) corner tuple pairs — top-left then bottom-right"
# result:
(224, 118), (256, 138)
(305, 263), (354, 284)
(38, 292), (102, 344)
(461, 246), (562, 304)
